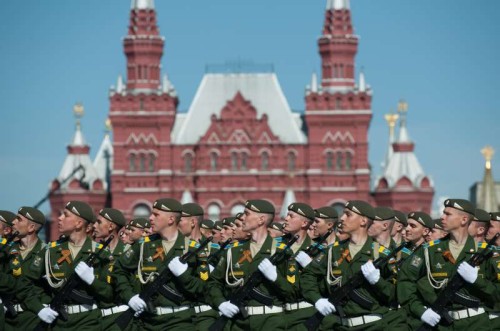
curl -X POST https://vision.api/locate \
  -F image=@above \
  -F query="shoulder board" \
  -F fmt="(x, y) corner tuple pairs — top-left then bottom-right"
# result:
(401, 247), (413, 255)
(231, 240), (247, 248)
(333, 241), (340, 247)
(94, 241), (104, 250)
(423, 239), (441, 249)
(210, 243), (221, 249)
(0, 237), (7, 246)
(144, 234), (161, 243)
(375, 244), (391, 256)
(276, 241), (287, 250)
(189, 239), (200, 248)
(477, 242), (488, 249)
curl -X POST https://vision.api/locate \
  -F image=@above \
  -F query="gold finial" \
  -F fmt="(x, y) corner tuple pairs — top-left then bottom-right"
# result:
(73, 102), (84, 129)
(104, 118), (112, 134)
(481, 146), (494, 170)
(384, 112), (399, 139)
(397, 99), (408, 114)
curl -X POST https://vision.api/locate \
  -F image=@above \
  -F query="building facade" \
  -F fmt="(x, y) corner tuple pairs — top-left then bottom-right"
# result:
(47, 0), (434, 240)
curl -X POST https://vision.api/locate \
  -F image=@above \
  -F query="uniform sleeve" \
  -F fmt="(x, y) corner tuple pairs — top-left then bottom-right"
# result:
(206, 251), (229, 309)
(16, 250), (46, 313)
(86, 253), (115, 302)
(397, 250), (427, 318)
(467, 256), (500, 307)
(301, 258), (327, 304)
(113, 245), (141, 303)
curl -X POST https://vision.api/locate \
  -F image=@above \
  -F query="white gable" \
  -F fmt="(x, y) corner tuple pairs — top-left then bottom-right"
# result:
(172, 73), (307, 145)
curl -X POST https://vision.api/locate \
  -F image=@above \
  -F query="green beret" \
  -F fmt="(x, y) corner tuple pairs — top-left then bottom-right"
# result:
(490, 212), (500, 222)
(408, 211), (433, 229)
(153, 198), (182, 213)
(314, 206), (338, 221)
(99, 208), (126, 227)
(374, 207), (395, 221)
(393, 210), (408, 227)
(200, 219), (215, 230)
(433, 219), (444, 230)
(181, 203), (204, 217)
(235, 212), (244, 221)
(245, 199), (275, 215)
(17, 207), (46, 225)
(444, 198), (475, 215)
(473, 208), (490, 223)
(268, 222), (285, 232)
(127, 217), (151, 229)
(222, 217), (236, 227)
(0, 210), (16, 226)
(288, 202), (315, 221)
(65, 201), (94, 223)
(213, 221), (223, 231)
(345, 200), (375, 219)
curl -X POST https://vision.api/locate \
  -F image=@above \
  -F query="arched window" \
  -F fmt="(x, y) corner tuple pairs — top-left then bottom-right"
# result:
(326, 151), (334, 171)
(129, 154), (136, 172)
(345, 152), (352, 170)
(149, 154), (155, 172)
(133, 204), (151, 217)
(287, 152), (296, 171)
(231, 204), (245, 216)
(184, 154), (193, 173)
(210, 152), (218, 171)
(336, 151), (343, 170)
(231, 152), (239, 171)
(261, 152), (269, 171)
(208, 204), (221, 221)
(139, 154), (146, 172)
(335, 98), (341, 110)
(241, 153), (248, 170)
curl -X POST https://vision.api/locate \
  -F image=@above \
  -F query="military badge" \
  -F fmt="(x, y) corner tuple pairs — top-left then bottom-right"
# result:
(33, 256), (42, 267)
(410, 256), (422, 268)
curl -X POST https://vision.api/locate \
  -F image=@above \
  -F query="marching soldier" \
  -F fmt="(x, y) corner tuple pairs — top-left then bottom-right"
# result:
(113, 198), (195, 330)
(485, 212), (500, 328)
(310, 206), (338, 247)
(398, 199), (497, 330)
(268, 222), (285, 238)
(1, 208), (45, 330)
(200, 219), (215, 240)
(369, 207), (397, 250)
(23, 201), (107, 330)
(125, 218), (151, 244)
(0, 210), (16, 329)
(429, 218), (449, 241)
(74, 208), (130, 330)
(301, 200), (406, 330)
(206, 199), (290, 330)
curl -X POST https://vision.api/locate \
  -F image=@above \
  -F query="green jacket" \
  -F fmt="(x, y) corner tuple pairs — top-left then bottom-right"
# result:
(301, 236), (396, 316)
(206, 234), (295, 309)
(397, 235), (499, 319)
(22, 236), (110, 313)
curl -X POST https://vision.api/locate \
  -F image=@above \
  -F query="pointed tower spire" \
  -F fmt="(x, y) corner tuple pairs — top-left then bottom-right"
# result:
(311, 72), (318, 92)
(358, 69), (366, 92)
(479, 146), (498, 211)
(93, 118), (114, 191)
(396, 99), (411, 143)
(280, 188), (296, 219)
(382, 111), (399, 170)
(319, 0), (358, 90)
(125, 0), (163, 91)
(116, 75), (124, 93)
(181, 189), (194, 204)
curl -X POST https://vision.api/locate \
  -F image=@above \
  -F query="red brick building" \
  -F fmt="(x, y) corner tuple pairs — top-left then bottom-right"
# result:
(47, 0), (433, 241)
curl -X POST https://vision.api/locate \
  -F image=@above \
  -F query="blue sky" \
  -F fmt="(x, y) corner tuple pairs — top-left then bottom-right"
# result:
(1, 0), (499, 215)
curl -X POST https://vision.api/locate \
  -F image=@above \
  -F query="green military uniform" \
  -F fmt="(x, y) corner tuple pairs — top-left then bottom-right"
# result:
(301, 236), (405, 330)
(206, 234), (294, 330)
(113, 232), (195, 330)
(0, 209), (16, 329)
(397, 235), (497, 330)
(3, 237), (48, 330)
(23, 235), (110, 330)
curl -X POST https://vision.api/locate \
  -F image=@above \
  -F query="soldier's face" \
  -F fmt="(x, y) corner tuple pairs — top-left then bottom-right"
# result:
(391, 222), (403, 237)
(127, 226), (144, 242)
(284, 211), (304, 234)
(429, 228), (448, 241)
(211, 229), (222, 243)
(312, 218), (332, 237)
(486, 221), (500, 243)
(149, 209), (168, 232)
(221, 226), (232, 241)
(241, 208), (260, 232)
(405, 219), (426, 243)
(12, 215), (29, 237)
(58, 209), (80, 235)
(178, 216), (194, 237)
(93, 215), (113, 240)
(441, 207), (466, 232)
(339, 209), (362, 234)
(367, 221), (384, 238)
(233, 219), (250, 240)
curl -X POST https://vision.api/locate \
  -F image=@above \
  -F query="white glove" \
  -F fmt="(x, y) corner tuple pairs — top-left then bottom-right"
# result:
(315, 298), (336, 316)
(75, 261), (95, 285)
(361, 261), (380, 285)
(421, 308), (441, 327)
(37, 307), (59, 323)
(295, 251), (313, 268)
(209, 264), (215, 273)
(128, 294), (147, 313)
(168, 256), (188, 277)
(258, 258), (277, 282)
(218, 301), (240, 318)
(457, 262), (478, 284)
